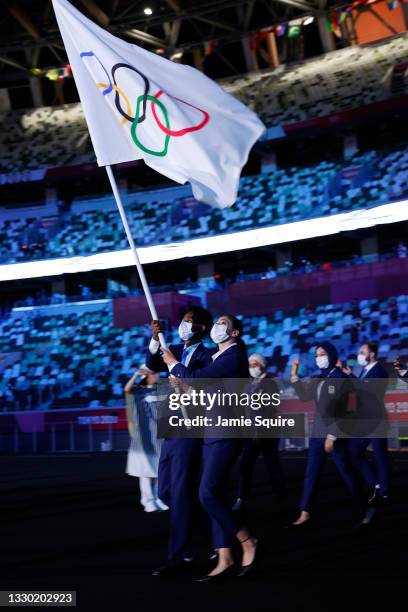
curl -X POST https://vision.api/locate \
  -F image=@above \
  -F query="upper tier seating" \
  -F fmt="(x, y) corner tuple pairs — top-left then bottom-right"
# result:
(1, 146), (407, 263)
(0, 34), (406, 174)
(224, 33), (408, 126)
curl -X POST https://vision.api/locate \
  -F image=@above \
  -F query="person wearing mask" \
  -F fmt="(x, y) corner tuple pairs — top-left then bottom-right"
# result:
(343, 342), (389, 517)
(124, 366), (167, 513)
(147, 307), (213, 578)
(290, 342), (360, 527)
(162, 315), (258, 582)
(232, 353), (286, 511)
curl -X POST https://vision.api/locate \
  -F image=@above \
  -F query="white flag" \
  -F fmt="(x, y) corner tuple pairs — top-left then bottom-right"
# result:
(52, 0), (265, 209)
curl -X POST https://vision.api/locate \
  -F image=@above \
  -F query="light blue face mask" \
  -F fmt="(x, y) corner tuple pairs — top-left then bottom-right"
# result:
(210, 322), (229, 344)
(178, 321), (194, 341)
(316, 355), (329, 370)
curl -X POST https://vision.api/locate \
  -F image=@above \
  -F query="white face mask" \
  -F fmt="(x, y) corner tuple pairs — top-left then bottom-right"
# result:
(357, 353), (368, 367)
(316, 355), (329, 370)
(178, 321), (194, 342)
(249, 366), (263, 378)
(210, 322), (229, 344)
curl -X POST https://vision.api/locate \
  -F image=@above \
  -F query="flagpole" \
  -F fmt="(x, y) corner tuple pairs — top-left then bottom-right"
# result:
(105, 165), (168, 349)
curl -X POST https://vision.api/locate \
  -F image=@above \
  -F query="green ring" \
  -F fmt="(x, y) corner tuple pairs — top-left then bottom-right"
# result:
(131, 95), (170, 157)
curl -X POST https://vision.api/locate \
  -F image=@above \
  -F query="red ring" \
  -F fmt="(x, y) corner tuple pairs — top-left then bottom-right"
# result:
(151, 89), (209, 137)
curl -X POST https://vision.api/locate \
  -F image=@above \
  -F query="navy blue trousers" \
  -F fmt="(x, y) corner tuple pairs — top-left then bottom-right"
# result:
(349, 437), (390, 497)
(300, 438), (361, 512)
(237, 438), (285, 500)
(158, 438), (202, 561)
(199, 439), (243, 548)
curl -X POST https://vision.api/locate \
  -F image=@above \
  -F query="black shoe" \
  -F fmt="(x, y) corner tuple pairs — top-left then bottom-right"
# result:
(231, 498), (242, 512)
(354, 506), (377, 529)
(194, 565), (236, 584)
(238, 539), (259, 577)
(152, 559), (193, 577)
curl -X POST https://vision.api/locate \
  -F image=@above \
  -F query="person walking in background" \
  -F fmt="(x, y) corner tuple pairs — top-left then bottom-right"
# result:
(290, 342), (361, 527)
(343, 342), (389, 524)
(232, 352), (286, 512)
(124, 366), (167, 513)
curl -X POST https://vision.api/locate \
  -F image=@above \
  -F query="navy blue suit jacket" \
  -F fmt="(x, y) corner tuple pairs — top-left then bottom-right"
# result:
(170, 344), (249, 439)
(293, 367), (350, 438)
(170, 343), (249, 379)
(347, 361), (389, 436)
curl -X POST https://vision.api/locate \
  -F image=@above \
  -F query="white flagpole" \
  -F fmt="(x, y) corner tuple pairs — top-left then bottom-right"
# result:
(105, 165), (167, 348)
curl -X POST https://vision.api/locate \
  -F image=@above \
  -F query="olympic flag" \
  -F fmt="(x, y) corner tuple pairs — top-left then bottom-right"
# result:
(52, 0), (265, 208)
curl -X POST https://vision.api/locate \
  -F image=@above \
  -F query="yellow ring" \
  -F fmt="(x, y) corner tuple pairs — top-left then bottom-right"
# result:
(97, 82), (132, 125)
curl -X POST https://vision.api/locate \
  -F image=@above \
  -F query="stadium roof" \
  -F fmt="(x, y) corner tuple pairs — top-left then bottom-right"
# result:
(0, 0), (344, 106)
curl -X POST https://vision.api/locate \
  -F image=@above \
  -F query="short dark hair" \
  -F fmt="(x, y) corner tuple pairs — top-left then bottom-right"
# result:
(224, 314), (248, 361)
(362, 341), (378, 356)
(187, 306), (213, 333)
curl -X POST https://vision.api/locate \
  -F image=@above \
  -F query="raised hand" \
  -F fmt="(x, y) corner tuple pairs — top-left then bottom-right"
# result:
(291, 356), (300, 378)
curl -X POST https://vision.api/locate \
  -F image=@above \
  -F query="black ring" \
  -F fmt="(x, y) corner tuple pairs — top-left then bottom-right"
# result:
(111, 63), (150, 123)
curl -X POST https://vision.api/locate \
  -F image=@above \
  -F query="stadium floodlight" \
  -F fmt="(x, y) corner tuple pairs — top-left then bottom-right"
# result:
(288, 18), (303, 26)
(303, 16), (315, 26)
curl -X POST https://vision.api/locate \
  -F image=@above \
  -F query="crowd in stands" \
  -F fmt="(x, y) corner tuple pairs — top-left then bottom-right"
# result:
(0, 104), (91, 174)
(1, 293), (407, 411)
(0, 34), (406, 175)
(1, 145), (408, 264)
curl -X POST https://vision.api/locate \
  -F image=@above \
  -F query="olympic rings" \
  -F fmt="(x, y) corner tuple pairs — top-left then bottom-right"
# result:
(80, 50), (210, 157)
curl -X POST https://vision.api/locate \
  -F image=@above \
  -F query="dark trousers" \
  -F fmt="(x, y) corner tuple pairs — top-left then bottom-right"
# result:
(237, 438), (285, 500)
(158, 438), (202, 561)
(349, 437), (390, 497)
(300, 438), (361, 512)
(199, 439), (243, 548)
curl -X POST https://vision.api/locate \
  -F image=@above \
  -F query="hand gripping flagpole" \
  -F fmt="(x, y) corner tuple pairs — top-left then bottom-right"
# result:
(105, 165), (168, 349)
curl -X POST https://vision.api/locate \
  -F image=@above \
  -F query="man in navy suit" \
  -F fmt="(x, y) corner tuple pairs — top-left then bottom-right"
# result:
(146, 306), (213, 577)
(344, 342), (389, 515)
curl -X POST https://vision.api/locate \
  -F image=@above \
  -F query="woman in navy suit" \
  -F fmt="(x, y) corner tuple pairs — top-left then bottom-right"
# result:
(162, 314), (258, 582)
(290, 341), (361, 527)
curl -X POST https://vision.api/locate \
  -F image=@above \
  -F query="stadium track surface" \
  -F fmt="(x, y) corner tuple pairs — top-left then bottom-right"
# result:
(1, 452), (407, 612)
